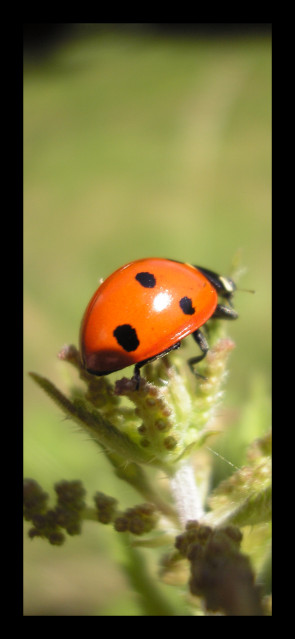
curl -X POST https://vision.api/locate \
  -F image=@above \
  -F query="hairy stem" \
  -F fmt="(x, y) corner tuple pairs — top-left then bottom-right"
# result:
(169, 461), (204, 528)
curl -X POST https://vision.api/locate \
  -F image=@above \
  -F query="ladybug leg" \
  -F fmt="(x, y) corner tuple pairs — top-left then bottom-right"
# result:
(133, 342), (181, 390)
(212, 304), (238, 320)
(189, 305), (238, 376)
(133, 364), (142, 390)
(188, 329), (209, 373)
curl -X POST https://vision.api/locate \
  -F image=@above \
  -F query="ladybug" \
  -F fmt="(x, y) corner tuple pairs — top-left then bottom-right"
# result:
(80, 258), (238, 388)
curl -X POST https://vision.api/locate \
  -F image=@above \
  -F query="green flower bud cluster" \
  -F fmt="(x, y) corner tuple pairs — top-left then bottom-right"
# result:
(55, 337), (235, 470)
(175, 520), (264, 616)
(115, 376), (178, 457)
(23, 479), (86, 545)
(191, 337), (236, 432)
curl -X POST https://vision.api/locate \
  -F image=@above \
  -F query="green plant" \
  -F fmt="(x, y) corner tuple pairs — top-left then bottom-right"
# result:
(24, 318), (271, 616)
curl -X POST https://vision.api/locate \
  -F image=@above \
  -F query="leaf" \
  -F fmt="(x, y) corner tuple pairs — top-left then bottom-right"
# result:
(29, 372), (154, 466)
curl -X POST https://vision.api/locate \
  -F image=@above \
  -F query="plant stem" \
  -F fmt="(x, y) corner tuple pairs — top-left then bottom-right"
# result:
(169, 461), (204, 528)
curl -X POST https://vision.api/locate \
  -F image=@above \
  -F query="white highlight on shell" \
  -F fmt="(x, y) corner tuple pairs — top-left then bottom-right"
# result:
(153, 292), (172, 312)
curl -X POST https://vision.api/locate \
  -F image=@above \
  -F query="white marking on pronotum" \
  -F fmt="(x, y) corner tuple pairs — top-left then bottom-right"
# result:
(218, 276), (235, 293)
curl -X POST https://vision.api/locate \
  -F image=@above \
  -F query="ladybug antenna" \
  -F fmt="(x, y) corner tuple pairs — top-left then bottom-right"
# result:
(236, 287), (255, 294)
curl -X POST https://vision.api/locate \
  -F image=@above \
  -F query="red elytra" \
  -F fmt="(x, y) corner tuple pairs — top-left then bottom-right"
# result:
(80, 258), (238, 385)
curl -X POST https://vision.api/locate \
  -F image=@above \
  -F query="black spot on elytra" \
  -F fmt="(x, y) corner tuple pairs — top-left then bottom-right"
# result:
(135, 271), (156, 288)
(179, 296), (195, 315)
(113, 324), (140, 352)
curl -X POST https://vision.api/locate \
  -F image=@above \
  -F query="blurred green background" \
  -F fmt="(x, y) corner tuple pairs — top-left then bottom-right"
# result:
(24, 25), (271, 616)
